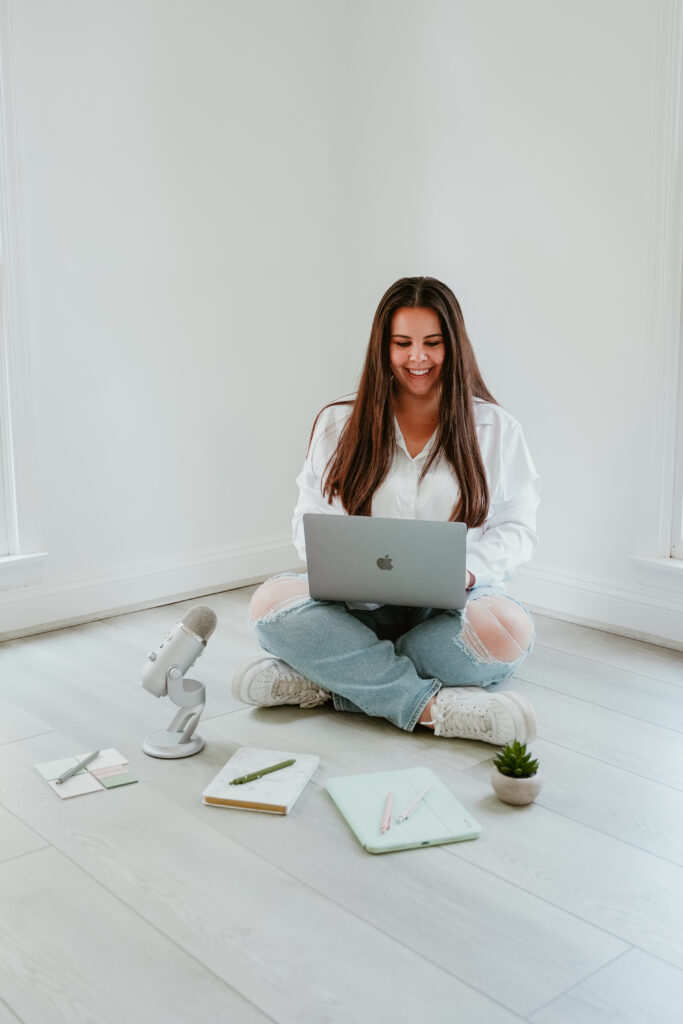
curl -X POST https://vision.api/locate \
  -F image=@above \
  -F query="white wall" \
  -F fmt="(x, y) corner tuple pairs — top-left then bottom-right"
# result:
(1, 0), (682, 647)
(0, 0), (354, 635)
(337, 0), (683, 648)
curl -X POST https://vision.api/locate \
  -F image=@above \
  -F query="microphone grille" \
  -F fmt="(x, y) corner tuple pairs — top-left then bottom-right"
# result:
(182, 605), (218, 642)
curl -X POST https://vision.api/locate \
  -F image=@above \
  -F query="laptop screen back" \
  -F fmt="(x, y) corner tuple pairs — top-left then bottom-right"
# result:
(303, 514), (467, 609)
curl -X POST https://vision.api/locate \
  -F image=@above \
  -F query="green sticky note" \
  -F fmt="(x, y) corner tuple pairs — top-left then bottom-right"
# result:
(99, 772), (138, 789)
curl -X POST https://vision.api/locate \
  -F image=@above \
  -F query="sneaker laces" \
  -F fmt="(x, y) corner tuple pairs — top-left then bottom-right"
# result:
(272, 673), (329, 708)
(431, 698), (493, 739)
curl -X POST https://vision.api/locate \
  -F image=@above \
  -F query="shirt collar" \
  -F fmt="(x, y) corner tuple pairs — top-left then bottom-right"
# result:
(394, 418), (437, 461)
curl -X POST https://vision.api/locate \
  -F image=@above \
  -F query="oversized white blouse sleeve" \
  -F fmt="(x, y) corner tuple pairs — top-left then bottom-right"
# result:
(291, 403), (351, 562)
(465, 407), (540, 587)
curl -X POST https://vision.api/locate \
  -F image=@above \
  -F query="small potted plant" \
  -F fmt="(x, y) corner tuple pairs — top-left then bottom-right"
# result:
(491, 740), (542, 805)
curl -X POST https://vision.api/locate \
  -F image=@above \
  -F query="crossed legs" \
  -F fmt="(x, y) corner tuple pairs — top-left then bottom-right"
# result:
(247, 575), (534, 724)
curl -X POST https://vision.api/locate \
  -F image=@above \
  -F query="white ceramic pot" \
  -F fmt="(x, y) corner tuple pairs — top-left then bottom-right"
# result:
(491, 766), (543, 805)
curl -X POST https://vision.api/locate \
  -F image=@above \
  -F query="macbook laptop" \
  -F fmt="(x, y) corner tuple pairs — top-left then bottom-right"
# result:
(303, 513), (467, 609)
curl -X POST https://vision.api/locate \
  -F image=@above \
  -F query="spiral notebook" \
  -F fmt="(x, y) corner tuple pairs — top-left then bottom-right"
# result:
(326, 766), (481, 854)
(202, 747), (319, 815)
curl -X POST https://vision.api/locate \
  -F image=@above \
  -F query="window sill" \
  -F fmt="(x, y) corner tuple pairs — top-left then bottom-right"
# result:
(0, 553), (47, 591)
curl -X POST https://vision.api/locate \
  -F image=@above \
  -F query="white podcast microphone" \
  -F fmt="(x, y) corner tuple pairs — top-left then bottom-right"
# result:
(140, 605), (217, 758)
(141, 606), (217, 697)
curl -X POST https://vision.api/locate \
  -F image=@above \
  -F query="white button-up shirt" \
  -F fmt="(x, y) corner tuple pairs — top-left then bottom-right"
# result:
(292, 396), (540, 593)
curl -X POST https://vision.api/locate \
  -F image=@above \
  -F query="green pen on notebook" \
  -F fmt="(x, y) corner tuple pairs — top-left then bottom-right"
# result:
(229, 758), (296, 786)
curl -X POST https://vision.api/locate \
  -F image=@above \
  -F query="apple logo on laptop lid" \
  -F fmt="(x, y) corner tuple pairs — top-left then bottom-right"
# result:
(376, 554), (393, 571)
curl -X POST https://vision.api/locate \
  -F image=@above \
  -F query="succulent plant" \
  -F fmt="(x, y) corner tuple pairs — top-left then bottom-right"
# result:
(493, 740), (539, 778)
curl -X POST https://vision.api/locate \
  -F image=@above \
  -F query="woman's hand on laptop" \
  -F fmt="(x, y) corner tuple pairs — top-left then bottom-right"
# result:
(466, 570), (475, 590)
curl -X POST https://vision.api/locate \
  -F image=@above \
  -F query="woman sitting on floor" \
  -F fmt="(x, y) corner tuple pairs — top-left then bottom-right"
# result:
(233, 275), (540, 746)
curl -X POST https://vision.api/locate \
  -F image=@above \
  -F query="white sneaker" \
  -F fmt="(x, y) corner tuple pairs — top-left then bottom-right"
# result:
(231, 656), (331, 709)
(429, 687), (537, 746)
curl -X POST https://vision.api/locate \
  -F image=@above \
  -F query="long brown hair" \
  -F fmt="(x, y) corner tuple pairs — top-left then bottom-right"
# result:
(309, 276), (498, 528)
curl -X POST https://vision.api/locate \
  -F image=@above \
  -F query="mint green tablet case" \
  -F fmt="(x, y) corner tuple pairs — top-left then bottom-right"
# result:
(326, 767), (481, 854)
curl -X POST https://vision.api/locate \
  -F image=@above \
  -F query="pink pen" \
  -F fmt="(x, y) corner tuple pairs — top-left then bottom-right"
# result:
(380, 791), (394, 833)
(397, 785), (431, 822)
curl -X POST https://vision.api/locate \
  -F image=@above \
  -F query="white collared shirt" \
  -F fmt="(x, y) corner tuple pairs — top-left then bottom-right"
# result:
(291, 396), (540, 593)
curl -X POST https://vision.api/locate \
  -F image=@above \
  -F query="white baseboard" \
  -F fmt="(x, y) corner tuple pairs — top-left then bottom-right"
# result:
(508, 563), (683, 652)
(0, 535), (304, 642)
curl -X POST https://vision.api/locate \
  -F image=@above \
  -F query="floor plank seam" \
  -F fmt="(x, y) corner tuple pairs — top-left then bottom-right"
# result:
(0, 796), (57, 860)
(0, 995), (23, 1024)
(516, 665), (683, 709)
(501, 759), (683, 867)
(523, 644), (683, 690)
(0, 843), (51, 869)
(6, 844), (277, 1023)
(528, 734), (683, 793)
(513, 675), (683, 735)
(203, 706), (258, 721)
(440, 841), (653, 955)
(0, 729), (55, 748)
(517, 800), (683, 869)
(522, 946), (634, 1020)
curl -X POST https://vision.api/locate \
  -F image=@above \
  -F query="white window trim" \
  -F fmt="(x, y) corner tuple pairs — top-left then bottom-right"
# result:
(0, 0), (45, 590)
(669, 0), (683, 562)
(672, 273), (683, 557)
(632, 0), (683, 586)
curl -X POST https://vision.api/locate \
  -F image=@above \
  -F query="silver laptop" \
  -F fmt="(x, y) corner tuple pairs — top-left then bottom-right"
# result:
(303, 513), (467, 609)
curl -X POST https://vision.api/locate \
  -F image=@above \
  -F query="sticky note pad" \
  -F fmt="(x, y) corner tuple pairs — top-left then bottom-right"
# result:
(48, 774), (105, 799)
(74, 748), (128, 770)
(35, 749), (134, 799)
(35, 757), (82, 781)
(98, 772), (138, 789)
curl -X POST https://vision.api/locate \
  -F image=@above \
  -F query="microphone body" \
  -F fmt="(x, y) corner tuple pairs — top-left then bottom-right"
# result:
(141, 606), (218, 698)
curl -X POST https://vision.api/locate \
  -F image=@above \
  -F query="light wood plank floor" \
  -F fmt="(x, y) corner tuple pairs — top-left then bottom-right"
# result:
(0, 585), (682, 1023)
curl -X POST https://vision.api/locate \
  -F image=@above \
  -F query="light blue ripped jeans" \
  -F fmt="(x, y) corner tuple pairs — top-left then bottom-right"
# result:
(250, 573), (535, 733)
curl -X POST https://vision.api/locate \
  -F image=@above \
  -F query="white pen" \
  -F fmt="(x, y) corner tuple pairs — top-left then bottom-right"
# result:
(380, 791), (394, 833)
(55, 751), (100, 785)
(397, 785), (431, 823)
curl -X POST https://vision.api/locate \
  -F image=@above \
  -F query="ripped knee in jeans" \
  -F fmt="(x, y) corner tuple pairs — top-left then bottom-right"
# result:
(249, 574), (313, 625)
(455, 595), (535, 666)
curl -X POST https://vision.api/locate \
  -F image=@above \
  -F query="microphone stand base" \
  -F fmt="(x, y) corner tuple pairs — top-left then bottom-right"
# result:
(142, 729), (205, 758)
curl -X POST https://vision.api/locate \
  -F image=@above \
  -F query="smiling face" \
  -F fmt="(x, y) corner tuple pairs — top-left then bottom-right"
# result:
(389, 306), (445, 401)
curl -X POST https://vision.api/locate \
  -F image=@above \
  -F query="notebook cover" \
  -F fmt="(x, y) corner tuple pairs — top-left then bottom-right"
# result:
(202, 747), (319, 815)
(326, 767), (481, 853)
